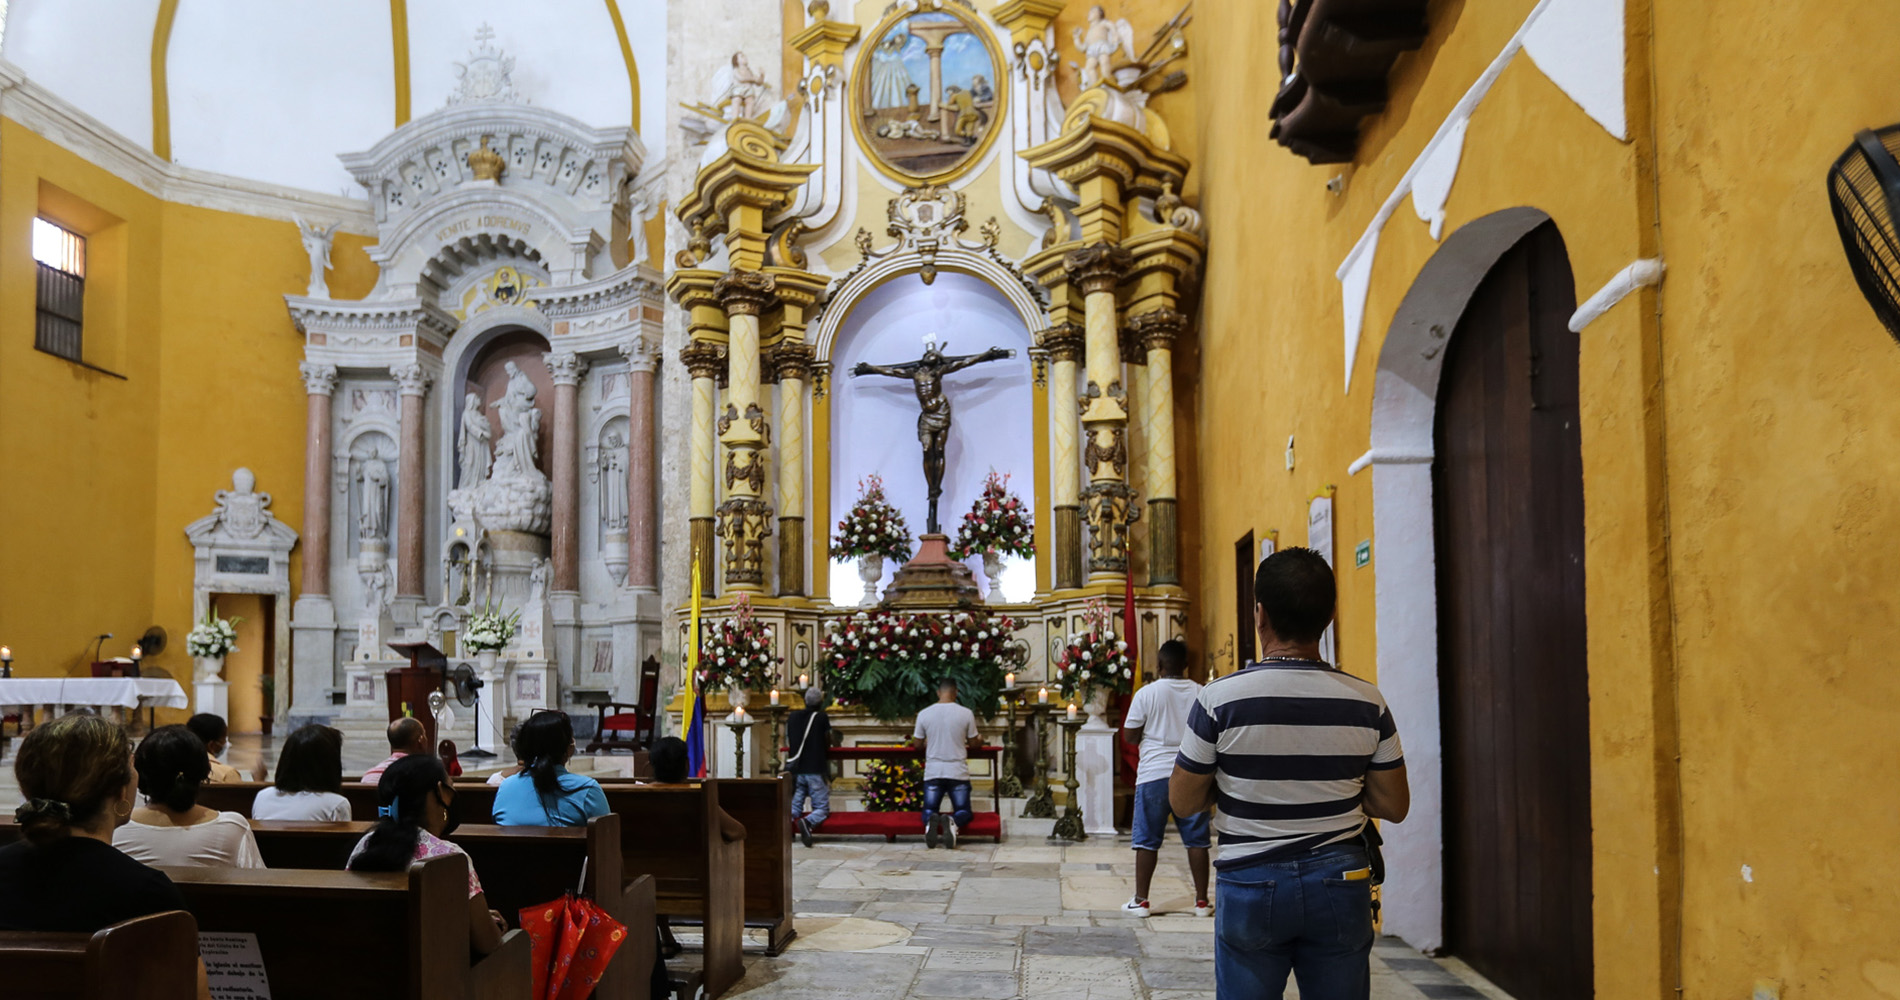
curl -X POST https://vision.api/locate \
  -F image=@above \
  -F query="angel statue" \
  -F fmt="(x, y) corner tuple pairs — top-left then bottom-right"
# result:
(713, 52), (771, 121)
(1073, 5), (1137, 89)
(294, 216), (338, 298)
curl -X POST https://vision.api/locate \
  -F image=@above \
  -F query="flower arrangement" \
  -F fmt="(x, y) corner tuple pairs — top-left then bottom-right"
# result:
(699, 594), (781, 692)
(830, 475), (914, 563)
(949, 470), (1036, 561)
(186, 606), (241, 658)
(822, 608), (1024, 722)
(861, 753), (924, 812)
(462, 605), (520, 653)
(1053, 599), (1134, 702)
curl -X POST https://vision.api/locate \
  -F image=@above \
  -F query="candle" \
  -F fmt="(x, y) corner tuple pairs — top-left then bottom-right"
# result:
(1038, 687), (1048, 704)
(798, 673), (809, 688)
(130, 644), (143, 661)
(1066, 703), (1078, 721)
(769, 689), (780, 706)
(1005, 672), (1015, 688)
(1, 646), (11, 661)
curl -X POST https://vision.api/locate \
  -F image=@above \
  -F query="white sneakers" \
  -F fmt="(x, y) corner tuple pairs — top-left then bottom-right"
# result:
(1194, 899), (1215, 918)
(1121, 898), (1151, 917)
(924, 814), (941, 848)
(923, 814), (960, 849)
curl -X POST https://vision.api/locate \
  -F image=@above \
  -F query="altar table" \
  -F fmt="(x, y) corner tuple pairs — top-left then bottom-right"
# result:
(0, 677), (190, 719)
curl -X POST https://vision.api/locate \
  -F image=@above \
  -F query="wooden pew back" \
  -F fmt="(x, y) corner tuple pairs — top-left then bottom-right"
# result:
(0, 910), (199, 1000)
(597, 781), (745, 997)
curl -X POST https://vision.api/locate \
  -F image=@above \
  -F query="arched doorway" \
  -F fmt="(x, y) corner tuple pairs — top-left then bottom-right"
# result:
(1432, 221), (1591, 997)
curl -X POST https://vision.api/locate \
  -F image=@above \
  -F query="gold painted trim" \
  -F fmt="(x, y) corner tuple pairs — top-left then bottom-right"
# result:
(391, 0), (412, 126)
(848, 3), (1009, 187)
(604, 0), (641, 132)
(150, 0), (180, 160)
(811, 389), (832, 600)
(1032, 372), (1052, 596)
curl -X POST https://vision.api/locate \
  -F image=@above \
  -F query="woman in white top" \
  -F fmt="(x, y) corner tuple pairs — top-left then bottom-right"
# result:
(114, 724), (264, 869)
(252, 724), (352, 822)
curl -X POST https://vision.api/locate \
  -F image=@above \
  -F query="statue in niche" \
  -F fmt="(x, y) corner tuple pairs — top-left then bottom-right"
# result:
(713, 52), (771, 121)
(294, 217), (338, 298)
(850, 335), (1015, 535)
(358, 449), (391, 540)
(490, 361), (542, 481)
(1073, 5), (1137, 89)
(599, 431), (629, 532)
(458, 391), (493, 488)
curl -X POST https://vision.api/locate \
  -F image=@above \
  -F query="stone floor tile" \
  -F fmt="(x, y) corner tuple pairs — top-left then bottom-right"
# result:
(818, 868), (962, 892)
(942, 914), (994, 925)
(906, 971), (1020, 999)
(1136, 956), (1217, 991)
(1021, 925), (1140, 957)
(991, 914), (1047, 925)
(921, 947), (1018, 972)
(1138, 930), (1217, 959)
(1021, 955), (1143, 1000)
(948, 876), (1064, 916)
(1149, 991), (1218, 1000)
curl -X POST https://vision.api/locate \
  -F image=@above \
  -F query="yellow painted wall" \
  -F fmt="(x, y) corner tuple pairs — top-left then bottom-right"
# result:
(1190, 0), (1900, 995)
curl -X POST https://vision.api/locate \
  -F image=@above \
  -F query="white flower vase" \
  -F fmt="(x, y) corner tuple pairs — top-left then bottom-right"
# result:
(192, 654), (225, 684)
(858, 555), (884, 607)
(1084, 687), (1112, 729)
(727, 683), (750, 714)
(983, 552), (1006, 605)
(476, 649), (500, 677)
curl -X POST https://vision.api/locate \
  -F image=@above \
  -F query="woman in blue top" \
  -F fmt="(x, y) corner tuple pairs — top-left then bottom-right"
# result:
(491, 711), (609, 827)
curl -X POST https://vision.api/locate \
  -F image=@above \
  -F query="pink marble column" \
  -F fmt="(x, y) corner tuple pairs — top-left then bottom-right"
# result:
(620, 337), (659, 590)
(299, 362), (338, 596)
(391, 364), (432, 599)
(546, 351), (588, 593)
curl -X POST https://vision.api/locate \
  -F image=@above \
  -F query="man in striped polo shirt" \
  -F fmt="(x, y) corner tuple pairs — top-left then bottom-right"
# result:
(1171, 547), (1409, 1000)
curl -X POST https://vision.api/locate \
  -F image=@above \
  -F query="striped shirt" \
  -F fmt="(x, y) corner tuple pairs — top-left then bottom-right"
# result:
(1176, 660), (1403, 870)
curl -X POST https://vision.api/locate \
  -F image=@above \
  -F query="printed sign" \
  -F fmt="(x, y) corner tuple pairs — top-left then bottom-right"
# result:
(201, 931), (272, 999)
(1355, 539), (1371, 568)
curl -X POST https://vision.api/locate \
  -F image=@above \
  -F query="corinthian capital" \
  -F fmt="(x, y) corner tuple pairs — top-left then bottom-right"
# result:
(713, 269), (778, 316)
(769, 340), (816, 384)
(1062, 242), (1134, 295)
(1034, 322), (1086, 364)
(299, 361), (338, 396)
(618, 335), (661, 374)
(544, 351), (589, 387)
(1127, 307), (1189, 352)
(680, 339), (728, 382)
(390, 363), (432, 397)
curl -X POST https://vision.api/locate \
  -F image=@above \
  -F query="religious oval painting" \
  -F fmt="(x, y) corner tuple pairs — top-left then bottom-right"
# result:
(852, 3), (1006, 184)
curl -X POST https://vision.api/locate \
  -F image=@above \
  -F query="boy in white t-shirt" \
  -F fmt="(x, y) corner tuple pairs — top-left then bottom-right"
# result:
(910, 678), (982, 849)
(1120, 640), (1211, 917)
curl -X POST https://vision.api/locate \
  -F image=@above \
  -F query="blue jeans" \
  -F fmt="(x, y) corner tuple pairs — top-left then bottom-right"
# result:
(921, 779), (973, 830)
(1214, 844), (1374, 1000)
(1131, 778), (1212, 851)
(791, 773), (829, 827)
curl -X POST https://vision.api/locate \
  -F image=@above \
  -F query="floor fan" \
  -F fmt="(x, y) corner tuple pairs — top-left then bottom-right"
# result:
(1827, 123), (1900, 342)
(448, 663), (497, 758)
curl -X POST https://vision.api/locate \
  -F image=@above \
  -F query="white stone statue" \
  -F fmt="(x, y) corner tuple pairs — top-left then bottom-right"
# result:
(528, 558), (550, 605)
(599, 432), (628, 532)
(212, 468), (271, 540)
(626, 176), (661, 264)
(363, 562), (393, 613)
(1073, 5), (1138, 89)
(358, 449), (391, 540)
(490, 361), (542, 481)
(295, 217), (337, 298)
(713, 52), (771, 121)
(458, 391), (493, 488)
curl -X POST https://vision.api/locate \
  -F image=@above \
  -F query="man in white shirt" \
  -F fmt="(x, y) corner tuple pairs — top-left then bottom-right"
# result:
(1120, 640), (1211, 917)
(909, 678), (981, 849)
(361, 717), (429, 784)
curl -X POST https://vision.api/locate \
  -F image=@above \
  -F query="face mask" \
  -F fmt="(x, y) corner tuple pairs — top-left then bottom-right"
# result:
(434, 787), (461, 837)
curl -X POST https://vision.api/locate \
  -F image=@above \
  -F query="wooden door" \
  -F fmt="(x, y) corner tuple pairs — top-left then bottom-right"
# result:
(1433, 223), (1593, 999)
(1235, 532), (1256, 666)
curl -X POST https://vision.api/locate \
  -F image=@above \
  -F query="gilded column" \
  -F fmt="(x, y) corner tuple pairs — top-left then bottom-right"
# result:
(545, 351), (588, 594)
(619, 337), (660, 590)
(771, 341), (814, 597)
(1132, 308), (1185, 585)
(391, 363), (432, 600)
(299, 362), (338, 596)
(681, 340), (726, 597)
(714, 270), (777, 593)
(1035, 324), (1086, 590)
(1065, 244), (1139, 582)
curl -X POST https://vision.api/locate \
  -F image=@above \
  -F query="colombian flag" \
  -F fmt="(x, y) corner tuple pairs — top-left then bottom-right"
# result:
(684, 559), (708, 778)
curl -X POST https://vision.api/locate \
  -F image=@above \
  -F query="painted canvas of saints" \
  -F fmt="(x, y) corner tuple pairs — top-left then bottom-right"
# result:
(855, 10), (1003, 181)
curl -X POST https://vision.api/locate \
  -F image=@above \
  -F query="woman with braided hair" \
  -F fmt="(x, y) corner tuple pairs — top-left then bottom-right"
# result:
(0, 713), (191, 932)
(113, 724), (264, 869)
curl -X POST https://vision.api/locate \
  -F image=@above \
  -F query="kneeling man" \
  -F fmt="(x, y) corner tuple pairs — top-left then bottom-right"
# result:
(910, 677), (981, 849)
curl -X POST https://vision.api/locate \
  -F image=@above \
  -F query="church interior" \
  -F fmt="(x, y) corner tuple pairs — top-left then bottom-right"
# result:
(0, 0), (1896, 998)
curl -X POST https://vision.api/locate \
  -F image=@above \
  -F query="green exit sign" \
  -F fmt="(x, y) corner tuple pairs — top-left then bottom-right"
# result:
(1354, 539), (1371, 568)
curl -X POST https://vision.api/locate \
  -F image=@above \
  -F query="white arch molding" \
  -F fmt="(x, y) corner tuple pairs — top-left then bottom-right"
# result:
(1360, 207), (1557, 952)
(809, 255), (1045, 363)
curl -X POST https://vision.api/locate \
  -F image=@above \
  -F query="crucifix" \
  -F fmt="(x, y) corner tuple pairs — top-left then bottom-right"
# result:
(852, 337), (1015, 534)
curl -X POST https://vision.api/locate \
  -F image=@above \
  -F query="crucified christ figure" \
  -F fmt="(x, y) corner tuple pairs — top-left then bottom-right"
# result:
(852, 339), (1015, 534)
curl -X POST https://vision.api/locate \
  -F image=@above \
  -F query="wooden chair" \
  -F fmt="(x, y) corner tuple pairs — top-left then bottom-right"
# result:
(0, 910), (199, 1000)
(586, 655), (661, 752)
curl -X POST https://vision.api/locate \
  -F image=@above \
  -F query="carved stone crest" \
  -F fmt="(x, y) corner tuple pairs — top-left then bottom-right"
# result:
(449, 25), (521, 105)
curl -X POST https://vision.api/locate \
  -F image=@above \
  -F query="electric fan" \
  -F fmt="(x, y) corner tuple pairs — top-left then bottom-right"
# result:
(447, 662), (497, 758)
(1827, 124), (1900, 343)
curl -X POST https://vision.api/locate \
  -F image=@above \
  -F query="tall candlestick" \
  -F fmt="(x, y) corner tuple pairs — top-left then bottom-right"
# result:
(1038, 687), (1048, 704)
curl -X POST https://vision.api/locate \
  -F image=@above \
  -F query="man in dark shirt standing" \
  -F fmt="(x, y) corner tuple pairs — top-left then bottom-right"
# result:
(786, 686), (832, 848)
(1171, 548), (1410, 1000)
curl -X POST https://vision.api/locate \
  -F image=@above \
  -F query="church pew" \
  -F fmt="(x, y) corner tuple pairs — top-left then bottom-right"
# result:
(194, 780), (500, 822)
(162, 855), (531, 1000)
(243, 815), (657, 1000)
(0, 910), (199, 1000)
(594, 781), (746, 998)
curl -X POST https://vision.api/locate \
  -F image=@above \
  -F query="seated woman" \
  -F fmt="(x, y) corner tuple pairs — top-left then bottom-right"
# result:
(0, 714), (192, 933)
(252, 724), (351, 821)
(114, 724), (265, 868)
(347, 754), (506, 955)
(647, 736), (689, 784)
(491, 711), (609, 827)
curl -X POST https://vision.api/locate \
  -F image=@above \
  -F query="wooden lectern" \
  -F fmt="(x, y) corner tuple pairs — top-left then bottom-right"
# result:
(385, 641), (446, 747)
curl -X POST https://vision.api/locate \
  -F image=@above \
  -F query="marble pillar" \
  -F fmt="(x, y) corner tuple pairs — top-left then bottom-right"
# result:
(620, 337), (660, 590)
(1134, 309), (1186, 586)
(681, 340), (725, 597)
(546, 351), (588, 594)
(1037, 325), (1085, 591)
(714, 270), (776, 593)
(298, 362), (338, 596)
(1065, 244), (1137, 583)
(391, 363), (432, 603)
(772, 341), (813, 597)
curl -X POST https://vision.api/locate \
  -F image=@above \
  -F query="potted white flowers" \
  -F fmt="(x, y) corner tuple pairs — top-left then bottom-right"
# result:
(831, 475), (914, 607)
(461, 605), (521, 675)
(950, 470), (1036, 605)
(1052, 599), (1134, 726)
(186, 606), (241, 684)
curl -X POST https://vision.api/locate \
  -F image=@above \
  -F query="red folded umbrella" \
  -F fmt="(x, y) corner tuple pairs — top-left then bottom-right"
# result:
(519, 899), (565, 999)
(519, 857), (628, 1000)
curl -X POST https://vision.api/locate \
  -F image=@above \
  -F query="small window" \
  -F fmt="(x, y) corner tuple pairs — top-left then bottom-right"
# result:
(33, 217), (86, 362)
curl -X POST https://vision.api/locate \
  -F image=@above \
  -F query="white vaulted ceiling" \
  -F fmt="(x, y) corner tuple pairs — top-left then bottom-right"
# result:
(0, 0), (666, 196)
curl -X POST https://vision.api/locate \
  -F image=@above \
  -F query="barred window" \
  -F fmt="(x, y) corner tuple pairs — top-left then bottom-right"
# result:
(32, 218), (85, 362)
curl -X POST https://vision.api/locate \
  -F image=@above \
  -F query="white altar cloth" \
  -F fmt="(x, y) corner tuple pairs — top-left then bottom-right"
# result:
(0, 677), (190, 712)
